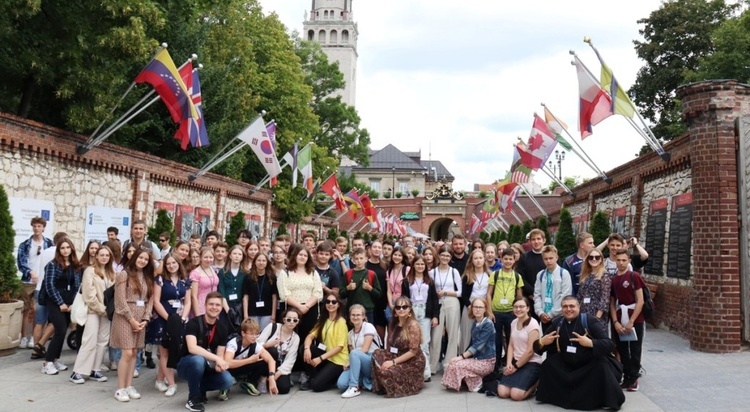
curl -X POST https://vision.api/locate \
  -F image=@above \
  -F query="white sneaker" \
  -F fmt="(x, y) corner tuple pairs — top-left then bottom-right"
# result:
(99, 363), (110, 372)
(109, 361), (118, 371)
(69, 372), (85, 384)
(41, 362), (59, 375)
(165, 385), (177, 397)
(341, 386), (361, 398)
(54, 361), (68, 371)
(114, 389), (130, 402)
(155, 379), (168, 392)
(27, 337), (34, 349)
(124, 386), (141, 400)
(20, 337), (28, 349)
(133, 369), (139, 378)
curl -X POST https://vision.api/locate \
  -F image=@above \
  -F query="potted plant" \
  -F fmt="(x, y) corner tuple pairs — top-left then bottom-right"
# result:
(395, 192), (403, 199)
(0, 184), (24, 354)
(411, 189), (420, 198)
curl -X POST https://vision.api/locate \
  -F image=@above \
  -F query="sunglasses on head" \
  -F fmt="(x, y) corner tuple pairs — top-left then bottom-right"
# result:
(325, 299), (338, 305)
(284, 318), (299, 323)
(394, 305), (410, 310)
(587, 255), (602, 261)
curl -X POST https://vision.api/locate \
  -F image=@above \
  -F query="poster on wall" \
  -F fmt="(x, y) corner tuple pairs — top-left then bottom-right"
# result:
(9, 197), (55, 271)
(250, 214), (262, 238)
(85, 206), (131, 245)
(174, 204), (195, 241)
(194, 207), (211, 240)
(644, 198), (668, 276)
(271, 222), (279, 240)
(666, 192), (693, 279)
(572, 216), (581, 236)
(153, 201), (175, 225)
(611, 207), (628, 236)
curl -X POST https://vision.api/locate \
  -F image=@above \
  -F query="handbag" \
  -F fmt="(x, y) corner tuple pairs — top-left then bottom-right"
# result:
(103, 285), (115, 321)
(70, 288), (88, 326)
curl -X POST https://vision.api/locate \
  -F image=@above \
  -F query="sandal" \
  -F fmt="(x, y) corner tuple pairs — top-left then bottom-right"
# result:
(31, 343), (46, 359)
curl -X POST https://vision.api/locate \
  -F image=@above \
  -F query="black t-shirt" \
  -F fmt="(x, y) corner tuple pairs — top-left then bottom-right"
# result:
(631, 254), (648, 272)
(518, 250), (545, 298)
(241, 275), (278, 317)
(181, 315), (229, 358)
(366, 260), (387, 306)
(450, 253), (469, 276)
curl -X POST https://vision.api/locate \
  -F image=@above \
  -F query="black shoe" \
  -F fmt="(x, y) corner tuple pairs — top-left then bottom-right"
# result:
(146, 357), (156, 369)
(299, 381), (311, 391)
(185, 398), (205, 412)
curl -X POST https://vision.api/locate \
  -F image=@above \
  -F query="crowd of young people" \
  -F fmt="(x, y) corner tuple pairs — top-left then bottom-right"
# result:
(17, 217), (648, 411)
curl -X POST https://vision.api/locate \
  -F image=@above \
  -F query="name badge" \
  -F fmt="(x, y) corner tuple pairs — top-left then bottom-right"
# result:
(544, 297), (552, 303)
(256, 301), (265, 308)
(136, 300), (145, 307)
(229, 294), (238, 301)
(500, 299), (509, 305)
(170, 300), (182, 309)
(390, 347), (398, 354)
(583, 297), (591, 304)
(317, 343), (327, 351)
(67, 285), (71, 291)
(566, 346), (577, 354)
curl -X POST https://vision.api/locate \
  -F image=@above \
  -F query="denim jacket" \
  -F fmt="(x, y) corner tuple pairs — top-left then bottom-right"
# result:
(16, 236), (54, 282)
(467, 317), (496, 360)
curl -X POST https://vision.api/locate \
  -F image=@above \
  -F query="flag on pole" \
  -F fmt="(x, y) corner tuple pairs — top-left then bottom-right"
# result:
(135, 49), (198, 127)
(320, 174), (347, 212)
(174, 64), (210, 149)
(281, 143), (300, 187)
(266, 121), (279, 187)
(469, 214), (481, 236)
(590, 48), (636, 118)
(574, 57), (612, 138)
(542, 106), (572, 150)
(360, 194), (375, 222)
(297, 144), (314, 195)
(236, 116), (282, 178)
(344, 190), (363, 218)
(517, 114), (558, 170)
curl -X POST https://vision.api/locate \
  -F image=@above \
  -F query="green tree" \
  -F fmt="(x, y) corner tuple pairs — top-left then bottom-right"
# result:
(148, 209), (176, 248)
(555, 208), (576, 259)
(276, 223), (287, 236)
(689, 9), (750, 83)
(0, 184), (22, 302)
(339, 230), (348, 240)
(631, 0), (737, 144)
(327, 227), (338, 241)
(508, 225), (521, 244)
(498, 230), (507, 243)
(521, 220), (533, 239)
(338, 172), (375, 198)
(224, 211), (246, 248)
(589, 211), (612, 246)
(479, 231), (489, 242)
(536, 215), (549, 243)
(548, 176), (581, 192)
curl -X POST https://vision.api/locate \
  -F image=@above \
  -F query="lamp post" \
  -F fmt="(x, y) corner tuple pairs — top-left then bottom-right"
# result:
(391, 166), (396, 196)
(548, 150), (565, 180)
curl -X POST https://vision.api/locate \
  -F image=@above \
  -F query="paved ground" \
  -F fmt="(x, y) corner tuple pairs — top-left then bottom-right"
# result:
(0, 327), (747, 411)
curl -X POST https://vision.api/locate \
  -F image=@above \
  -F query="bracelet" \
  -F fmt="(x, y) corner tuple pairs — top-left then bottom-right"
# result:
(460, 354), (465, 359)
(538, 338), (544, 347)
(392, 359), (397, 366)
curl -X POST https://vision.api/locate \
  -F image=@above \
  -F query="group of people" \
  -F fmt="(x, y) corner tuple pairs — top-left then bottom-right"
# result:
(17, 217), (649, 411)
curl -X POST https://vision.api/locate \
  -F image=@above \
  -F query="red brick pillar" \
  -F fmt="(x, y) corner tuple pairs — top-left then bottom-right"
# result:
(678, 80), (745, 352)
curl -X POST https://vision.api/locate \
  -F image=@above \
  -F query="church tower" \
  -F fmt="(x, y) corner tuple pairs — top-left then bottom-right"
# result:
(303, 0), (358, 106)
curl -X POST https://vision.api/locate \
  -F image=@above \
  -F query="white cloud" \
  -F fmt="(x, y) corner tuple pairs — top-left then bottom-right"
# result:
(259, 0), (665, 190)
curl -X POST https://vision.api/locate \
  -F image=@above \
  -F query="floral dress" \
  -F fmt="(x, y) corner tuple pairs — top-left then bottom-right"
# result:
(577, 273), (611, 329)
(371, 319), (425, 398)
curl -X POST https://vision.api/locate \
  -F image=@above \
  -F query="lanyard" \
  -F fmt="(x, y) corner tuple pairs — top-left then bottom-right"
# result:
(497, 270), (515, 297)
(322, 319), (334, 342)
(436, 267), (451, 291)
(474, 272), (487, 291)
(389, 266), (403, 292)
(351, 326), (363, 349)
(201, 267), (216, 291)
(256, 275), (266, 301)
(413, 278), (425, 299)
(207, 322), (217, 347)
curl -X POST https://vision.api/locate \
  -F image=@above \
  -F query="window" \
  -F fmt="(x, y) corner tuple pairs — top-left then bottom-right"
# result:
(330, 30), (338, 43)
(318, 30), (326, 43)
(342, 30), (349, 43)
(307, 30), (315, 41)
(324, 10), (329, 19)
(399, 181), (409, 194)
(370, 180), (381, 193)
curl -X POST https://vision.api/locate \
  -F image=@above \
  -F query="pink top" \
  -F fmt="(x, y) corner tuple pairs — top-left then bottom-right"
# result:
(189, 266), (219, 316)
(387, 266), (410, 303)
(510, 317), (543, 365)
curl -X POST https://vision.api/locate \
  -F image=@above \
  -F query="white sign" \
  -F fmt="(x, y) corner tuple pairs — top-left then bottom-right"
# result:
(9, 197), (55, 275)
(84, 206), (132, 245)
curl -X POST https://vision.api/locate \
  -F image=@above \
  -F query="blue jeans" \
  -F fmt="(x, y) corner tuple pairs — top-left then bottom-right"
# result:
(177, 354), (233, 400)
(33, 290), (48, 325)
(109, 348), (142, 371)
(336, 349), (373, 390)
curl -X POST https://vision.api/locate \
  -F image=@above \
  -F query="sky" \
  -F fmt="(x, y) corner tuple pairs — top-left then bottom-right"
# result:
(258, 0), (666, 191)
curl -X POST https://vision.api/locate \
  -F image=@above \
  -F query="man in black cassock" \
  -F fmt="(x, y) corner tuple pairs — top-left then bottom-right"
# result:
(533, 295), (625, 410)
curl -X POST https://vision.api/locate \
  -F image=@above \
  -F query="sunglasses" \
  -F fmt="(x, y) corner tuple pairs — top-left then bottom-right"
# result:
(325, 300), (339, 305)
(37, 245), (42, 256)
(587, 255), (602, 261)
(284, 318), (299, 323)
(394, 305), (410, 311)
(439, 254), (451, 258)
(159, 239), (168, 242)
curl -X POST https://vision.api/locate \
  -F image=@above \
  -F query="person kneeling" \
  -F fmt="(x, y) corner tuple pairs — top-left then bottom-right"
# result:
(176, 292), (233, 412)
(224, 318), (279, 396)
(442, 298), (496, 392)
(533, 295), (625, 411)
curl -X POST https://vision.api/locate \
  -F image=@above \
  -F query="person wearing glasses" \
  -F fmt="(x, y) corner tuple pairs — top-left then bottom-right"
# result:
(442, 298), (496, 392)
(257, 309), (301, 394)
(338, 304), (381, 398)
(429, 245), (462, 374)
(158, 232), (172, 260)
(371, 296), (425, 398)
(301, 293), (349, 392)
(495, 297), (542, 401)
(224, 318), (279, 396)
(577, 249), (611, 329)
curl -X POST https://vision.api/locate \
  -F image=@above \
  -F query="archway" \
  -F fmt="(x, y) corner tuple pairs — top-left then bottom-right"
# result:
(429, 217), (454, 242)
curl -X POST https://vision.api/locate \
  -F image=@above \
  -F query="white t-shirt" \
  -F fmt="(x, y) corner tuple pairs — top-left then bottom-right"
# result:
(36, 248), (56, 292)
(348, 321), (379, 353)
(226, 336), (263, 360)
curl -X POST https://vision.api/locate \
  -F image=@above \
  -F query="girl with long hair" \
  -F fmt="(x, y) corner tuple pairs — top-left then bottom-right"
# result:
(172, 241), (191, 269)
(218, 245), (247, 334)
(337, 304), (380, 398)
(189, 247), (219, 317)
(386, 247), (410, 321)
(40, 238), (82, 376)
(257, 308), (301, 394)
(271, 245), (287, 275)
(80, 240), (101, 269)
(242, 241), (260, 273)
(429, 245), (462, 375)
(242, 251), (277, 332)
(577, 249), (611, 328)
(495, 297), (542, 400)
(187, 248), (201, 272)
(460, 249), (491, 351)
(69, 246), (115, 384)
(421, 246), (437, 272)
(400, 255), (439, 381)
(110, 248), (155, 402)
(366, 240), (388, 339)
(151, 253), (191, 397)
(301, 292), (349, 392)
(442, 298), (496, 392)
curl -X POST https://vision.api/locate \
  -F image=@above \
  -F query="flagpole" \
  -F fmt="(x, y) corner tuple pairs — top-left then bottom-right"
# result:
(347, 216), (365, 232)
(518, 182), (548, 217)
(302, 166), (330, 201)
(541, 102), (612, 184)
(515, 198), (534, 221)
(77, 51), (196, 155)
(541, 165), (574, 196)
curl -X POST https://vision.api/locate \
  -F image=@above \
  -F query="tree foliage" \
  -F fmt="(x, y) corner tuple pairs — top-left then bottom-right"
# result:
(225, 211), (247, 248)
(548, 176), (581, 192)
(589, 211), (612, 246)
(554, 208), (576, 259)
(0, 184), (22, 302)
(148, 209), (176, 248)
(536, 215), (549, 243)
(631, 0), (738, 143)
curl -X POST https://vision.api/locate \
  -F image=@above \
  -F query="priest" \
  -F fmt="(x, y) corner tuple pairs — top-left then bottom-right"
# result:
(533, 295), (625, 410)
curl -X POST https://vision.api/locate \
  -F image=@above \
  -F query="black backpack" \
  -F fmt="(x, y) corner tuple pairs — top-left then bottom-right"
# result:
(630, 272), (654, 318)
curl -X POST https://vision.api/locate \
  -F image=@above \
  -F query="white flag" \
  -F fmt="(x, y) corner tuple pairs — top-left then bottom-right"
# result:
(237, 116), (281, 178)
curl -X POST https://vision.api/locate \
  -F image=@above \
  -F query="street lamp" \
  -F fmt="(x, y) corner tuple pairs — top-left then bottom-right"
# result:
(548, 150), (565, 180)
(391, 166), (396, 196)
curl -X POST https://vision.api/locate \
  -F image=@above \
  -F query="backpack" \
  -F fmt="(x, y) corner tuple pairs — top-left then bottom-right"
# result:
(345, 269), (375, 285)
(491, 270), (521, 297)
(630, 272), (654, 318)
(103, 285), (115, 321)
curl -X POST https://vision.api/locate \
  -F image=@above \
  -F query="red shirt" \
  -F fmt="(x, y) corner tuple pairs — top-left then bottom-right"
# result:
(610, 271), (646, 324)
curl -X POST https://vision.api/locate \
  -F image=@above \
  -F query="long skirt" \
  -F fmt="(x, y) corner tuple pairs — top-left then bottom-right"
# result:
(371, 349), (425, 398)
(441, 357), (495, 392)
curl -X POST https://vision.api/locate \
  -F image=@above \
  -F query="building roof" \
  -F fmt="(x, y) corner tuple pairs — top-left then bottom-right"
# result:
(421, 160), (453, 180)
(359, 144), (425, 170)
